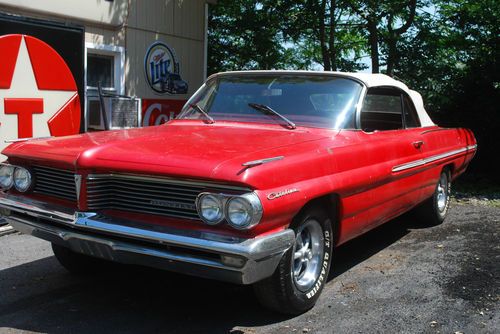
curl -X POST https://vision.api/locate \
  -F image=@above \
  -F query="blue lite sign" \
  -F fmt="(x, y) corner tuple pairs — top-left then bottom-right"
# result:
(144, 41), (188, 95)
(150, 58), (171, 85)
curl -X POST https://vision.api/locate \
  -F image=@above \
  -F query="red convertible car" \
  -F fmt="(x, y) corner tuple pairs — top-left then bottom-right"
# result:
(0, 71), (476, 314)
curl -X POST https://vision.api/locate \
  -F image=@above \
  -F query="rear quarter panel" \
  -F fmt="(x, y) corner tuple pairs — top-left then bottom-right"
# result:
(419, 127), (477, 199)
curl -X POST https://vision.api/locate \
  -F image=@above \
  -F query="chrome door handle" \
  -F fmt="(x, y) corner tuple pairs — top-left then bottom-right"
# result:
(413, 140), (424, 149)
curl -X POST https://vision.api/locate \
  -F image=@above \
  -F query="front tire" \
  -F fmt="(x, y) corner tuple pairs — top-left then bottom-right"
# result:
(253, 206), (333, 315)
(52, 243), (111, 275)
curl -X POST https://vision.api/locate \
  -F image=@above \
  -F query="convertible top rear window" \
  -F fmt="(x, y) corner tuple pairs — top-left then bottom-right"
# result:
(179, 75), (363, 129)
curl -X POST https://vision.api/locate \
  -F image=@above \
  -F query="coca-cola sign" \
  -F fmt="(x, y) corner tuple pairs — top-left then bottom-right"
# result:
(141, 99), (186, 127)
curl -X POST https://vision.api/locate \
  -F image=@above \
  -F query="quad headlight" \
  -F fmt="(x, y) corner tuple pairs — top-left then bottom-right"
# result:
(13, 167), (32, 192)
(0, 164), (33, 192)
(197, 194), (224, 225)
(0, 165), (14, 190)
(225, 193), (262, 229)
(196, 192), (263, 229)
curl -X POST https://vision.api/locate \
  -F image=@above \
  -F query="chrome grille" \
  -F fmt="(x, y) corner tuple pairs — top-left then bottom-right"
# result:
(86, 175), (247, 220)
(33, 166), (77, 201)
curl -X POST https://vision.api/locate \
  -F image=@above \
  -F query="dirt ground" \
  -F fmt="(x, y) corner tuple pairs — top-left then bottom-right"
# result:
(0, 202), (498, 333)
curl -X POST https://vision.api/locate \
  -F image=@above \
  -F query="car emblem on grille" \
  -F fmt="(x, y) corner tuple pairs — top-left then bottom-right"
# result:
(150, 199), (196, 210)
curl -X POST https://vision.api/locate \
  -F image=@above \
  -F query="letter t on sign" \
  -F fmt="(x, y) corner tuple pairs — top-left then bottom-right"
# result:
(4, 98), (43, 138)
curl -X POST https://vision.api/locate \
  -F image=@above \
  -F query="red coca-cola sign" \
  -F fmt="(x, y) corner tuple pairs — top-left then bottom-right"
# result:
(141, 99), (186, 126)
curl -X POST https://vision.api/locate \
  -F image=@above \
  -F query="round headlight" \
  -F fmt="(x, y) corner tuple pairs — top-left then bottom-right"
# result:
(226, 197), (252, 228)
(0, 165), (14, 190)
(226, 193), (263, 229)
(14, 167), (32, 192)
(197, 194), (224, 224)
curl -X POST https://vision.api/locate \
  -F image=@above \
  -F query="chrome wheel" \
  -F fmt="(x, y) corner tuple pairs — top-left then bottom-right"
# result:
(436, 173), (449, 212)
(292, 219), (324, 292)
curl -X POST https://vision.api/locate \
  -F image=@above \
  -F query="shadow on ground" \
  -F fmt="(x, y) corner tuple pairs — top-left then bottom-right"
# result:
(0, 212), (426, 333)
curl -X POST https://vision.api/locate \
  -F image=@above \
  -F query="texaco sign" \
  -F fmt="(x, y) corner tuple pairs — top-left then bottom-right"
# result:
(0, 34), (81, 156)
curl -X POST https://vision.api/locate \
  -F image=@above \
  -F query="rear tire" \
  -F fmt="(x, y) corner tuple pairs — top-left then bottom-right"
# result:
(418, 169), (451, 226)
(52, 243), (111, 275)
(253, 206), (334, 315)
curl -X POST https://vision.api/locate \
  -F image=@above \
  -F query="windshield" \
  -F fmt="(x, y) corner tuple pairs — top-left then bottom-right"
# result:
(178, 74), (363, 129)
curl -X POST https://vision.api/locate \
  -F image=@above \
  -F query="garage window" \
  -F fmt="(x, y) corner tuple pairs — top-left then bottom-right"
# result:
(87, 54), (115, 89)
(85, 43), (125, 131)
(85, 43), (124, 94)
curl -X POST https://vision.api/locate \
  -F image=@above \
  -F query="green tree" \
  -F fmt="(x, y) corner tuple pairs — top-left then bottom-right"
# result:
(346, 0), (420, 74)
(277, 0), (366, 71)
(208, 0), (368, 73)
(207, 0), (303, 74)
(207, 0), (499, 175)
(397, 0), (499, 174)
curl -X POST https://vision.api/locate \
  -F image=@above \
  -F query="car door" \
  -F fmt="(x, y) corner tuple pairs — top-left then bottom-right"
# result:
(345, 87), (425, 235)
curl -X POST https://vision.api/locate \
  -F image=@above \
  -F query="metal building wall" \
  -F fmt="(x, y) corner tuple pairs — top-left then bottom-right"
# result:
(0, 0), (210, 99)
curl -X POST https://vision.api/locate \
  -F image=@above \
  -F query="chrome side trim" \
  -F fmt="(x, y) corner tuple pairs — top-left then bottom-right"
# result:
(392, 159), (426, 172)
(423, 147), (467, 164)
(87, 173), (251, 192)
(467, 144), (478, 151)
(392, 145), (473, 173)
(242, 156), (284, 167)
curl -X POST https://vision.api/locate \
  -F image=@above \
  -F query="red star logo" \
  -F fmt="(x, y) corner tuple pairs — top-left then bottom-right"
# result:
(0, 34), (81, 155)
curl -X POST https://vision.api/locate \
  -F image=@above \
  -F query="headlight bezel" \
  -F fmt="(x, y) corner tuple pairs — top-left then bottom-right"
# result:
(13, 167), (33, 193)
(0, 164), (15, 190)
(225, 193), (263, 230)
(195, 191), (263, 230)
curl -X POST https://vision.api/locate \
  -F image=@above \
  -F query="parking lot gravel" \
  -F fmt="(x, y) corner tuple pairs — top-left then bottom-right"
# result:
(0, 202), (498, 334)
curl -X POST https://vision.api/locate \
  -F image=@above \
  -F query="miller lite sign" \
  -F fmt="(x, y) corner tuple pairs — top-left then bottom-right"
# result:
(0, 34), (81, 158)
(144, 41), (188, 95)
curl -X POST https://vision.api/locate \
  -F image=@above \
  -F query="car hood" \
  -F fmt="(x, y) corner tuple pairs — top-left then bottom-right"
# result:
(3, 120), (331, 182)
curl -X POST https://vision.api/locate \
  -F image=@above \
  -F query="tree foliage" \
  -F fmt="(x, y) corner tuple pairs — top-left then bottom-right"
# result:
(208, 0), (499, 174)
(208, 1), (303, 73)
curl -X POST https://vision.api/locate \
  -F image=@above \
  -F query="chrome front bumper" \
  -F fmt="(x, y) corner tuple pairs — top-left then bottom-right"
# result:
(0, 193), (295, 284)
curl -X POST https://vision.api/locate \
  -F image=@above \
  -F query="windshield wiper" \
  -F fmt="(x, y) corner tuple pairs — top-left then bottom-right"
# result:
(248, 103), (296, 129)
(189, 103), (215, 124)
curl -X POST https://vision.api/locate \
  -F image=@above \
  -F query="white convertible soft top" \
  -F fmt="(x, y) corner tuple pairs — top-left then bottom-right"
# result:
(344, 72), (435, 126)
(214, 70), (435, 127)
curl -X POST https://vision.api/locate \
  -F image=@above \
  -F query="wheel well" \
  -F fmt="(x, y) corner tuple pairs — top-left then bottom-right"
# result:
(443, 163), (454, 178)
(295, 194), (341, 244)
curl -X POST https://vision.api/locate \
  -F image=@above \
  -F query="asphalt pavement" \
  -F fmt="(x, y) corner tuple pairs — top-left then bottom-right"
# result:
(0, 202), (498, 334)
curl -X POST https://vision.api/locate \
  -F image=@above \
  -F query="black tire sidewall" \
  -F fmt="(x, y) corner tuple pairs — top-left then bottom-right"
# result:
(281, 207), (334, 312)
(51, 243), (111, 274)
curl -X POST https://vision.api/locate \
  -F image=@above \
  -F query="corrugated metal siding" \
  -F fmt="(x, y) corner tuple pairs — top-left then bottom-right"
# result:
(1, 0), (208, 102)
(125, 20), (205, 99)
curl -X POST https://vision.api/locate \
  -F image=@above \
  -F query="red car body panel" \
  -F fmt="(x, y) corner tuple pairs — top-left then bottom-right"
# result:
(2, 117), (476, 244)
